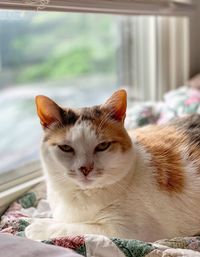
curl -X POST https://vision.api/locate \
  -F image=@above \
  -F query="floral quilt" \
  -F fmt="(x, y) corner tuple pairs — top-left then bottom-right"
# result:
(125, 86), (200, 129)
(1, 184), (200, 257)
(1, 86), (200, 256)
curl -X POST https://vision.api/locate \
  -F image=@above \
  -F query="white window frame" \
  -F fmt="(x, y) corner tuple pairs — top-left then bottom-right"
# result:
(0, 161), (43, 212)
(0, 161), (42, 192)
(118, 15), (190, 101)
(0, 1), (195, 15)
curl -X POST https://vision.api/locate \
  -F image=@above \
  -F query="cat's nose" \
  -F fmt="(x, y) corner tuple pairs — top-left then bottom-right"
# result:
(79, 163), (94, 176)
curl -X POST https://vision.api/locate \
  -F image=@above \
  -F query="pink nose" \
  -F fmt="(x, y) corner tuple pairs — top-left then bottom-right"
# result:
(80, 163), (94, 176)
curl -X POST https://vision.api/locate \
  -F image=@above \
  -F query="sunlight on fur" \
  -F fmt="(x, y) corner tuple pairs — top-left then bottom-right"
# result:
(25, 89), (200, 242)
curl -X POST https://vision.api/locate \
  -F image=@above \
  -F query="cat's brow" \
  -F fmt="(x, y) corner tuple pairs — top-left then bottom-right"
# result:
(62, 109), (79, 126)
(79, 106), (102, 122)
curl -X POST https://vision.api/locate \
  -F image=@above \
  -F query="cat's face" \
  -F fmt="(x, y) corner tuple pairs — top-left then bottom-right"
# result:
(36, 90), (133, 189)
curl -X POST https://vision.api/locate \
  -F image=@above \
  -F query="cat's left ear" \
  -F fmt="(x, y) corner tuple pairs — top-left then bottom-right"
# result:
(35, 95), (63, 128)
(102, 89), (127, 122)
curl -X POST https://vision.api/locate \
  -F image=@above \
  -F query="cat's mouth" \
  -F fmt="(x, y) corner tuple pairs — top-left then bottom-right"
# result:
(76, 174), (99, 188)
(68, 170), (103, 188)
(80, 176), (94, 184)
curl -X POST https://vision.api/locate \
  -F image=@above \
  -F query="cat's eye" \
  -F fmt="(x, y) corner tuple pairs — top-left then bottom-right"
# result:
(58, 145), (74, 153)
(95, 142), (111, 152)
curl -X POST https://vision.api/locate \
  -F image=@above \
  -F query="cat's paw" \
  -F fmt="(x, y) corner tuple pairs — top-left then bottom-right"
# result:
(25, 219), (53, 240)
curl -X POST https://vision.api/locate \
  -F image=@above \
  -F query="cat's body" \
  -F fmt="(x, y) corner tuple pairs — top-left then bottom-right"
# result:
(26, 90), (200, 242)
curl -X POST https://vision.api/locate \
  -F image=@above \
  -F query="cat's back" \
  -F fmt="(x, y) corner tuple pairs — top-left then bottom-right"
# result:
(129, 114), (200, 193)
(124, 115), (200, 239)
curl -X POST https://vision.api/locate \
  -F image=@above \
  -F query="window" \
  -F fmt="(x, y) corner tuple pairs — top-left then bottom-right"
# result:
(0, 10), (120, 185)
(118, 15), (189, 101)
(0, 4), (191, 191)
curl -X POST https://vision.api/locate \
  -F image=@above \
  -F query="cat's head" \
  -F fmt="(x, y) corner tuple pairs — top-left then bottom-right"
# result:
(36, 90), (134, 189)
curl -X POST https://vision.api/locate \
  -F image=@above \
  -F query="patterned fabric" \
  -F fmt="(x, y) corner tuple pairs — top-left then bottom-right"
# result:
(158, 86), (200, 124)
(156, 236), (200, 251)
(44, 236), (86, 256)
(125, 103), (162, 129)
(125, 86), (200, 129)
(112, 238), (154, 257)
(1, 183), (200, 256)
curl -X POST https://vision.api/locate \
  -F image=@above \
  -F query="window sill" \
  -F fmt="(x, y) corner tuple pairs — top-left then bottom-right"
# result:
(0, 176), (44, 216)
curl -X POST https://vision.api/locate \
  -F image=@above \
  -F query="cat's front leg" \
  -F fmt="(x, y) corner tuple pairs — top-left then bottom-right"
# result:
(25, 218), (56, 240)
(25, 219), (112, 240)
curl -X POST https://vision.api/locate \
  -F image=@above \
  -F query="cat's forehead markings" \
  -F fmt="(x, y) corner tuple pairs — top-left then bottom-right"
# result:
(78, 106), (102, 123)
(43, 106), (104, 143)
(62, 109), (79, 126)
(67, 120), (98, 143)
(62, 106), (103, 125)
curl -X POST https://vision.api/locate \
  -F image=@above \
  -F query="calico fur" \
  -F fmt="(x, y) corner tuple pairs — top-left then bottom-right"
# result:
(25, 91), (200, 242)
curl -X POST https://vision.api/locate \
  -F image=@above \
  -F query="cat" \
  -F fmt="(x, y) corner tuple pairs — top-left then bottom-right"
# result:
(25, 89), (200, 242)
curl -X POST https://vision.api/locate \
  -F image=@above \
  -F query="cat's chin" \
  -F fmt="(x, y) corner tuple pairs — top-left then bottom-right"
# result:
(69, 175), (103, 189)
(66, 171), (103, 189)
(75, 177), (100, 189)
(72, 172), (130, 190)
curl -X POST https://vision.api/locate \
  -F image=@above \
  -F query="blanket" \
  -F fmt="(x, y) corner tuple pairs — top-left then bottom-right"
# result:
(1, 183), (200, 257)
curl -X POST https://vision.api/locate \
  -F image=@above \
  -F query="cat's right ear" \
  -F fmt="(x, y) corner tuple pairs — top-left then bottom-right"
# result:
(35, 95), (63, 128)
(102, 89), (127, 122)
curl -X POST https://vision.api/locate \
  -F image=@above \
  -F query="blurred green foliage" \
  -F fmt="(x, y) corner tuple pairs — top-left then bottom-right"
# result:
(0, 12), (118, 84)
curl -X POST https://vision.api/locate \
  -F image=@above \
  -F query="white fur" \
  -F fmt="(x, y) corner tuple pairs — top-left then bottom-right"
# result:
(25, 122), (200, 241)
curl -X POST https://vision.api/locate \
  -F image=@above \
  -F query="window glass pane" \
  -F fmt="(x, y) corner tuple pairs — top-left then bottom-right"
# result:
(0, 10), (189, 178)
(0, 10), (119, 175)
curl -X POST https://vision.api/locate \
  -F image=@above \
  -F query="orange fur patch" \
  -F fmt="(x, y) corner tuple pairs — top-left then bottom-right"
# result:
(135, 125), (187, 193)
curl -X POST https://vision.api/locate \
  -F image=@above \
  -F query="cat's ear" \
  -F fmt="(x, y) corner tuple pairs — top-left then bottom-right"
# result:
(35, 95), (63, 128)
(102, 89), (127, 122)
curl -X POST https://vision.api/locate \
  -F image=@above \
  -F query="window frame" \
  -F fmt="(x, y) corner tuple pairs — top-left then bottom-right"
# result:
(0, 161), (42, 193)
(118, 15), (190, 101)
(0, 175), (44, 215)
(0, 0), (195, 15)
(0, 161), (43, 211)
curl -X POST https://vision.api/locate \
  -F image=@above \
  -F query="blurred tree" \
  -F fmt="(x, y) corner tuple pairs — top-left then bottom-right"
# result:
(0, 12), (118, 85)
